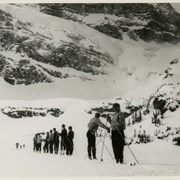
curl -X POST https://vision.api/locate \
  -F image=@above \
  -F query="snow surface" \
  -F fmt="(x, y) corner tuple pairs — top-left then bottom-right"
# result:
(0, 98), (180, 177)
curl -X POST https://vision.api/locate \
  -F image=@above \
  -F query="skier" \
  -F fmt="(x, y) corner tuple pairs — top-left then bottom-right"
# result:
(49, 130), (54, 154)
(36, 133), (42, 152)
(66, 126), (74, 156)
(43, 132), (50, 153)
(87, 112), (110, 160)
(60, 124), (67, 155)
(33, 134), (38, 151)
(53, 128), (60, 154)
(107, 103), (131, 164)
(15, 142), (19, 149)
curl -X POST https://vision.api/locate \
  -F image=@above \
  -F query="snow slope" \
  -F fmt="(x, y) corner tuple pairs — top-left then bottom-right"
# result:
(0, 4), (180, 100)
(1, 98), (180, 176)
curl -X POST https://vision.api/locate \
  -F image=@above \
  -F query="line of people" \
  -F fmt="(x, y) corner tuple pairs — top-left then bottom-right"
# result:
(33, 124), (74, 156)
(32, 102), (131, 164)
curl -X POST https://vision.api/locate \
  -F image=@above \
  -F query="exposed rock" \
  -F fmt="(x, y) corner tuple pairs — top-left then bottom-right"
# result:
(39, 3), (180, 44)
(2, 57), (53, 85)
(0, 7), (113, 85)
(1, 106), (63, 118)
(153, 97), (167, 115)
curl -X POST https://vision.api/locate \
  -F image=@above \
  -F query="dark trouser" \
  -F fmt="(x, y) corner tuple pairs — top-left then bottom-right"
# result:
(49, 141), (54, 154)
(36, 143), (42, 152)
(61, 138), (67, 151)
(43, 142), (49, 153)
(33, 142), (36, 151)
(87, 130), (96, 159)
(66, 139), (74, 155)
(54, 140), (60, 154)
(111, 130), (125, 163)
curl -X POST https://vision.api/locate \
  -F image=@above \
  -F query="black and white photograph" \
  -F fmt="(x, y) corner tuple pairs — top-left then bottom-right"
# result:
(1, 1), (180, 177)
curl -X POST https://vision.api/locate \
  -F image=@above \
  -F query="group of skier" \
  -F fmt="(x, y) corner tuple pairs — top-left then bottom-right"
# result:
(33, 124), (74, 156)
(31, 102), (132, 164)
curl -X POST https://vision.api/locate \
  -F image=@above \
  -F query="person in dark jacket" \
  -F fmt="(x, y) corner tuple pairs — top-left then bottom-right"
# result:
(33, 134), (37, 151)
(15, 142), (19, 149)
(36, 133), (42, 152)
(43, 132), (50, 153)
(66, 126), (74, 156)
(107, 103), (131, 164)
(49, 130), (54, 154)
(60, 124), (67, 155)
(53, 128), (60, 154)
(87, 113), (110, 160)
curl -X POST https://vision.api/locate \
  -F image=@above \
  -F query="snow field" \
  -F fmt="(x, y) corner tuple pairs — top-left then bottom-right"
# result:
(1, 98), (180, 176)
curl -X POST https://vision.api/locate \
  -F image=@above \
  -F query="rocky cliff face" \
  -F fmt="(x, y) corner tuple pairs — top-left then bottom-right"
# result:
(39, 3), (180, 43)
(0, 3), (180, 92)
(0, 6), (112, 85)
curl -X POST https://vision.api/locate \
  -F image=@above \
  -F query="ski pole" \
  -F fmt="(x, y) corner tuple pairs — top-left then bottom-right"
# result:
(67, 139), (79, 156)
(60, 138), (66, 155)
(115, 126), (139, 164)
(100, 120), (108, 162)
(98, 136), (114, 161)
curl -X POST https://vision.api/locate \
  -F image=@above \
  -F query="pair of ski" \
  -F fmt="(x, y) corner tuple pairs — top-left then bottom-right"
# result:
(99, 159), (137, 166)
(88, 158), (137, 166)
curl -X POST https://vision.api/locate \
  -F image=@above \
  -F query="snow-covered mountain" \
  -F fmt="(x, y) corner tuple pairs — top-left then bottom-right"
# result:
(39, 3), (180, 43)
(0, 3), (180, 100)
(1, 4), (180, 176)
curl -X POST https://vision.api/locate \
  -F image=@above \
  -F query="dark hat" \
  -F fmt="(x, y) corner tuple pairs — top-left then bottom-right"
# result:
(95, 112), (101, 118)
(68, 126), (72, 130)
(113, 103), (120, 108)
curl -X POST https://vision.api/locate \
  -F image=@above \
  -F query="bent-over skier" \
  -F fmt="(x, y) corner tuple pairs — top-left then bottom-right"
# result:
(87, 112), (110, 160)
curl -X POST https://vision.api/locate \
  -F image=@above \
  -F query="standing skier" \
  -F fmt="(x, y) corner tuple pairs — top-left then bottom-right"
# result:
(87, 113), (110, 160)
(15, 142), (19, 149)
(66, 126), (74, 156)
(49, 130), (54, 154)
(60, 124), (67, 155)
(107, 103), (130, 164)
(36, 133), (42, 152)
(43, 132), (50, 153)
(53, 128), (60, 154)
(33, 134), (38, 151)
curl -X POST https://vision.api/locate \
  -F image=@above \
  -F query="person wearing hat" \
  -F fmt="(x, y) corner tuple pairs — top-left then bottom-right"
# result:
(43, 132), (50, 153)
(60, 124), (67, 155)
(66, 126), (74, 156)
(53, 128), (60, 154)
(107, 103), (130, 164)
(87, 112), (110, 160)
(49, 130), (54, 154)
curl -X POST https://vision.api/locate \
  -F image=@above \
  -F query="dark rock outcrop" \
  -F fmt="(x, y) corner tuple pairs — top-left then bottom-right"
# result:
(1, 106), (63, 118)
(39, 3), (180, 44)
